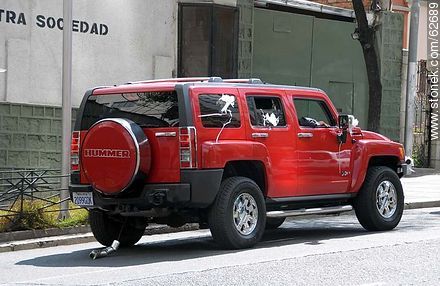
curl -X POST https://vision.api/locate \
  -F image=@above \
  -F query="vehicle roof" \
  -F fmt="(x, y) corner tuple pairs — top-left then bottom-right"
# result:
(92, 77), (325, 95)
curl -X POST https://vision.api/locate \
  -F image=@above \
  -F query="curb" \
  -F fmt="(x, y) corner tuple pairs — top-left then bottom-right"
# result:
(0, 226), (91, 243)
(1, 201), (440, 253)
(404, 200), (440, 210)
(0, 233), (95, 253)
(0, 224), (199, 253)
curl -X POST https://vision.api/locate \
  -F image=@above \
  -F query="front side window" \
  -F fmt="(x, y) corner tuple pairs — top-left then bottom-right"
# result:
(247, 96), (286, 127)
(81, 91), (179, 129)
(198, 94), (240, 128)
(293, 98), (335, 128)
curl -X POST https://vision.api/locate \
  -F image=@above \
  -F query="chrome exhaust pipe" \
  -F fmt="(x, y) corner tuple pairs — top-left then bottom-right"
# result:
(266, 205), (353, 218)
(89, 240), (120, 260)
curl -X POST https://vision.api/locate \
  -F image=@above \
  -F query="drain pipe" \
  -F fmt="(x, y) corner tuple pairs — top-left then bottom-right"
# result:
(89, 240), (120, 260)
(404, 0), (420, 159)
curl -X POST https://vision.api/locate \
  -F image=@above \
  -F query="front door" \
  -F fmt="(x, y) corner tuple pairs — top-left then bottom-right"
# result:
(292, 96), (352, 195)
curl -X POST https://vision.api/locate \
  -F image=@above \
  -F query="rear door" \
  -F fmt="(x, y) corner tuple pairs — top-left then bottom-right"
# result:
(189, 86), (246, 169)
(240, 89), (297, 198)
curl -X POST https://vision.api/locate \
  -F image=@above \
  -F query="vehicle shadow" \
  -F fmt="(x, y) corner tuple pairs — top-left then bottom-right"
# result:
(16, 219), (370, 268)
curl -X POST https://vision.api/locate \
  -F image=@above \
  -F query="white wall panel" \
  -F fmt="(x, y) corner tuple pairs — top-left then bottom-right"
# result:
(0, 0), (177, 107)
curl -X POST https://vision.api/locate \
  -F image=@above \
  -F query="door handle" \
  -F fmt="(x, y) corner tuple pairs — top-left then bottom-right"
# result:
(298, 132), (313, 138)
(155, 132), (177, 137)
(252, 132), (269, 138)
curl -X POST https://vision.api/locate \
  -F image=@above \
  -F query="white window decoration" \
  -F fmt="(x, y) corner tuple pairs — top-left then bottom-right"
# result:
(262, 112), (279, 127)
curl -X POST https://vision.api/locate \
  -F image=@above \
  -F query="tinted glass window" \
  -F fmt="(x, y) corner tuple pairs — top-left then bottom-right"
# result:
(212, 7), (238, 78)
(81, 91), (179, 130)
(247, 96), (286, 127)
(179, 4), (238, 78)
(199, 94), (240, 128)
(179, 6), (211, 76)
(293, 98), (335, 127)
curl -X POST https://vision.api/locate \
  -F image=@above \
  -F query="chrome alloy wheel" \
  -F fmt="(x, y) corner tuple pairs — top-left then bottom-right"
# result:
(233, 193), (259, 235)
(376, 180), (398, 219)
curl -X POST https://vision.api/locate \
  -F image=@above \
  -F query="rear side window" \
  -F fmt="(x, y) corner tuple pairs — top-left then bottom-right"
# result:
(81, 91), (179, 129)
(246, 96), (286, 127)
(198, 94), (241, 128)
(293, 98), (336, 127)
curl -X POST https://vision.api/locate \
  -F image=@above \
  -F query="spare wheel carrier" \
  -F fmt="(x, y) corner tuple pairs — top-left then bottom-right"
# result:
(81, 118), (151, 195)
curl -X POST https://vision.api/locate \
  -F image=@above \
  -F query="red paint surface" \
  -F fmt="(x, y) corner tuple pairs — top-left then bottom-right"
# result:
(78, 80), (405, 198)
(142, 128), (180, 182)
(188, 85), (404, 198)
(81, 121), (141, 194)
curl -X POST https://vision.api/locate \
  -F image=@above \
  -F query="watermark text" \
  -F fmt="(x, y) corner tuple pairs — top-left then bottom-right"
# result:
(428, 0), (440, 140)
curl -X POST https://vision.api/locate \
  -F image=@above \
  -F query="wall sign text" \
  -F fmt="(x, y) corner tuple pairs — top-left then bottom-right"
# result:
(0, 8), (109, 36)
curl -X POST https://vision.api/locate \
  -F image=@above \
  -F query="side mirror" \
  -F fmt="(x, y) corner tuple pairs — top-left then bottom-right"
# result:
(338, 114), (349, 130)
(337, 115), (349, 144)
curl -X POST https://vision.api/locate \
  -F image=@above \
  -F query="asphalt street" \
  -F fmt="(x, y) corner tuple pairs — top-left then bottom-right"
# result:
(0, 208), (439, 286)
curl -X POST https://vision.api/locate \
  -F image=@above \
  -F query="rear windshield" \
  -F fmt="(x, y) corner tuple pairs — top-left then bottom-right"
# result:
(81, 91), (179, 130)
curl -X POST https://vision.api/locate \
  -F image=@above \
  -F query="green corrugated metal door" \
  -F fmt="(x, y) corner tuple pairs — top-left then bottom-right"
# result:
(252, 9), (314, 86)
(310, 18), (368, 125)
(252, 8), (369, 127)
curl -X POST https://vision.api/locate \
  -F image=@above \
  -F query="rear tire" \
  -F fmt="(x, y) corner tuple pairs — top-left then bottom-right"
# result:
(208, 177), (266, 249)
(265, 217), (286, 230)
(353, 166), (404, 231)
(89, 209), (147, 247)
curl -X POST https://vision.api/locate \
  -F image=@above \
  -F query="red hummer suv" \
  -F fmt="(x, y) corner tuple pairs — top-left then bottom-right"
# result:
(70, 77), (410, 249)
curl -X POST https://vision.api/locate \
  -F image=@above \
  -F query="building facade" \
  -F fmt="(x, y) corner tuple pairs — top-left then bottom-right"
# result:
(1, 0), (406, 169)
(0, 0), (177, 169)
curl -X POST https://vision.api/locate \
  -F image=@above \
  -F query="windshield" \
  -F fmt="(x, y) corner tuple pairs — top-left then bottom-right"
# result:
(81, 91), (179, 130)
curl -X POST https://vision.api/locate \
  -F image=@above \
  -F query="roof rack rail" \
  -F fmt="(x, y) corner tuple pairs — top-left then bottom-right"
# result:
(123, 77), (265, 85)
(125, 77), (210, 85)
(248, 78), (264, 84)
(223, 78), (264, 84)
(207, 77), (223, 82)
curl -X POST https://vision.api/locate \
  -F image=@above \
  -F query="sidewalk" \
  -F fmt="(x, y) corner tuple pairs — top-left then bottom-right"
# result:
(1, 169), (439, 253)
(402, 168), (440, 209)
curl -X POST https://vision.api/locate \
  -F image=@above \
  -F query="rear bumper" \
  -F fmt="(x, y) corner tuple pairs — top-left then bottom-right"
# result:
(69, 183), (191, 208)
(69, 169), (223, 210)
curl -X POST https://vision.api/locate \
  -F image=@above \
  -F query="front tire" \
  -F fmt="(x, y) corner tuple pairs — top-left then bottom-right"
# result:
(354, 166), (404, 231)
(89, 209), (147, 247)
(208, 177), (266, 249)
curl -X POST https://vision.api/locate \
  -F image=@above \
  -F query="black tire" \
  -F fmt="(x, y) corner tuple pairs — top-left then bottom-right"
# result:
(208, 176), (266, 249)
(265, 217), (286, 230)
(89, 209), (147, 247)
(353, 166), (404, 231)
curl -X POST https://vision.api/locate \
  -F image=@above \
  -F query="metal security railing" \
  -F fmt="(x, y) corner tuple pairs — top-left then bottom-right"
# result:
(0, 169), (78, 221)
(414, 60), (432, 167)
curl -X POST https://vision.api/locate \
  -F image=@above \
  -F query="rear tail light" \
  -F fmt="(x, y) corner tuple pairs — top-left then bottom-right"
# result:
(179, 127), (197, 169)
(71, 131), (81, 171)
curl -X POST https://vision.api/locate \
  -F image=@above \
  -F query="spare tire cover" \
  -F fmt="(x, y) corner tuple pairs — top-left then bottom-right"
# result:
(81, 118), (151, 194)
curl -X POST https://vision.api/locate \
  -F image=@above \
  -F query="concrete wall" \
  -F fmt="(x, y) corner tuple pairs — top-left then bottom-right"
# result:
(400, 49), (408, 143)
(377, 11), (404, 141)
(237, 0), (253, 78)
(416, 0), (428, 62)
(0, 0), (177, 107)
(0, 0), (177, 169)
(0, 102), (76, 169)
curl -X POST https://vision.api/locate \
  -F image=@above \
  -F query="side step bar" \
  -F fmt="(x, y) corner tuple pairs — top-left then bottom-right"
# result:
(266, 205), (353, 218)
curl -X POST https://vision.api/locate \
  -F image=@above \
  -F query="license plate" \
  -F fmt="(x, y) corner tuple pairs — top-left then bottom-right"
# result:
(72, 192), (94, 207)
